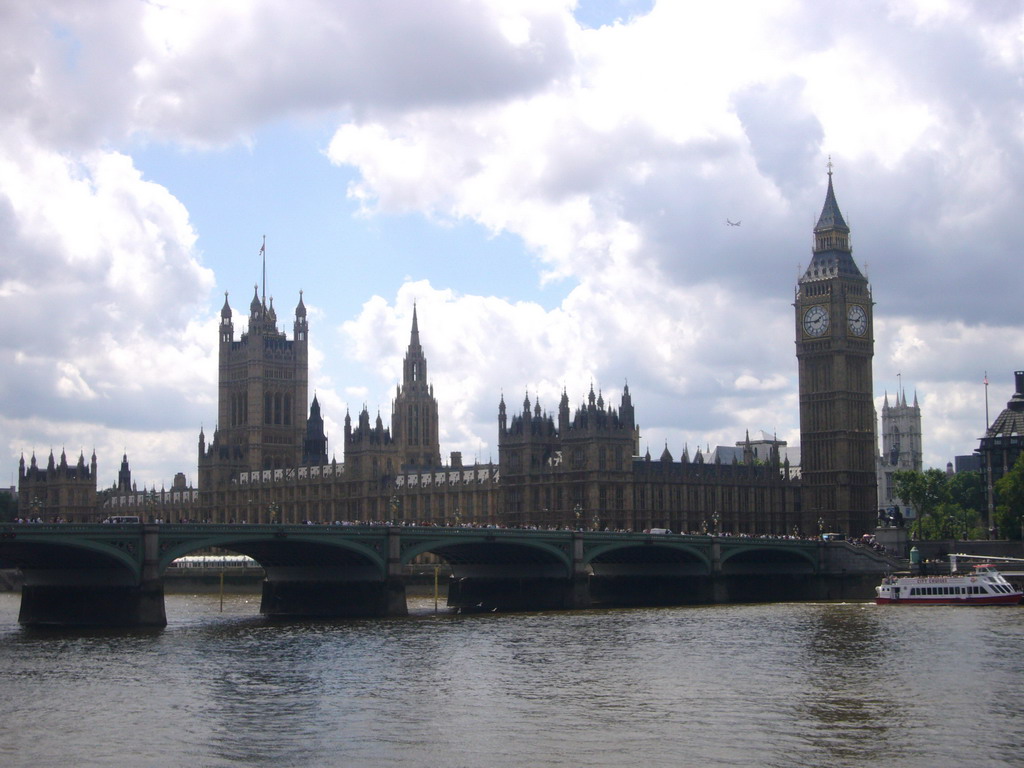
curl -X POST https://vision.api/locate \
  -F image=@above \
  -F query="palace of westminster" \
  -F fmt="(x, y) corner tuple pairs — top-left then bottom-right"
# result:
(16, 173), (1023, 536)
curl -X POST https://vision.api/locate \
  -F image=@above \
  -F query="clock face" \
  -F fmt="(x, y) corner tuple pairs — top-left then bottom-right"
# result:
(847, 304), (867, 336)
(802, 305), (830, 337)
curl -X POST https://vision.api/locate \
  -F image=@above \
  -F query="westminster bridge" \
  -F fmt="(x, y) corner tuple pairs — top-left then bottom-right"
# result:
(0, 523), (898, 626)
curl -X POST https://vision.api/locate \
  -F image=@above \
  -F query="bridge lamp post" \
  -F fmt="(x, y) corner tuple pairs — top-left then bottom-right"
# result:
(268, 501), (280, 525)
(711, 511), (720, 537)
(592, 510), (600, 532)
(574, 504), (582, 531)
(818, 517), (825, 537)
(29, 495), (42, 522)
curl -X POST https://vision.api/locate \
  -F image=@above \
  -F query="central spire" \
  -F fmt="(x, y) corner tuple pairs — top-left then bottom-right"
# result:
(403, 305), (427, 387)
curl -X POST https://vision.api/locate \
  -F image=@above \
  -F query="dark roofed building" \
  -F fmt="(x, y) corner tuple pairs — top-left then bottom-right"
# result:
(980, 370), (1024, 531)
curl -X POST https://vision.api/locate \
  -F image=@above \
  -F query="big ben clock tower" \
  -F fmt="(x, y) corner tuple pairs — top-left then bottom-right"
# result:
(796, 166), (877, 536)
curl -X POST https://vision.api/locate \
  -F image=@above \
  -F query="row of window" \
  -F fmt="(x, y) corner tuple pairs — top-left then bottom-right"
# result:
(909, 585), (1003, 596)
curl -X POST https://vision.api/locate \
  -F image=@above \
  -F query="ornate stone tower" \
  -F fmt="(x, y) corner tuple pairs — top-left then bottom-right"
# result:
(390, 306), (441, 469)
(795, 168), (877, 535)
(200, 283), (309, 487)
(344, 307), (439, 482)
(877, 387), (922, 512)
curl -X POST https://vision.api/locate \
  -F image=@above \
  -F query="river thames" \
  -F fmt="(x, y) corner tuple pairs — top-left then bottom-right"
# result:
(1, 592), (1021, 767)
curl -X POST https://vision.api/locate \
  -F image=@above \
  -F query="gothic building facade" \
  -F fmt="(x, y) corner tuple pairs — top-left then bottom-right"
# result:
(17, 449), (97, 521)
(21, 171), (885, 536)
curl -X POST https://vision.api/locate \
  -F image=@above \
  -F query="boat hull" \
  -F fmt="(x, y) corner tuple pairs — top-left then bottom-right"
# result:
(875, 593), (1021, 606)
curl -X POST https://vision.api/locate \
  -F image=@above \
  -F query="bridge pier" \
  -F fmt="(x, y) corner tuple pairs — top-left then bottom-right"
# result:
(260, 577), (406, 619)
(447, 574), (590, 612)
(19, 576), (167, 627)
(16, 524), (168, 627)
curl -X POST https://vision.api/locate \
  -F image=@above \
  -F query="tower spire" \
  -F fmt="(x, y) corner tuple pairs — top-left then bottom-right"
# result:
(814, 161), (850, 239)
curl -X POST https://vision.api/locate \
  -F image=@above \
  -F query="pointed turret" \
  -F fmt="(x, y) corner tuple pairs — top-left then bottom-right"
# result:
(814, 167), (850, 236)
(402, 305), (428, 389)
(302, 394), (328, 466)
(118, 452), (132, 491)
(250, 285), (262, 318)
(293, 290), (308, 342)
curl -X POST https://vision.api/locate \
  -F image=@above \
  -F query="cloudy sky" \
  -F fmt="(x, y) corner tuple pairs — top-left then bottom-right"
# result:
(2, 0), (1022, 490)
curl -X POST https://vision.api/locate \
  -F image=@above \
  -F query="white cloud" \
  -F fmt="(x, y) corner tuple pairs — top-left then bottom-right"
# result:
(322, 1), (1024, 471)
(2, 0), (1022, 486)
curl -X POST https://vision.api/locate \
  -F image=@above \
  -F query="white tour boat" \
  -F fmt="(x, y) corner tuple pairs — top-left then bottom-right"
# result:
(876, 559), (1022, 606)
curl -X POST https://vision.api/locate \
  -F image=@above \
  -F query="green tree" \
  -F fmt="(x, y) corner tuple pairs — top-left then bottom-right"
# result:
(933, 501), (984, 540)
(994, 453), (1024, 541)
(894, 468), (949, 540)
(947, 470), (985, 516)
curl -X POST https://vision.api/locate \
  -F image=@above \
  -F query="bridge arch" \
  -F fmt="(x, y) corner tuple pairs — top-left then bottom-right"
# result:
(401, 535), (573, 576)
(0, 536), (141, 580)
(157, 533), (387, 577)
(583, 540), (712, 573)
(719, 544), (818, 573)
